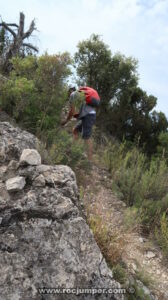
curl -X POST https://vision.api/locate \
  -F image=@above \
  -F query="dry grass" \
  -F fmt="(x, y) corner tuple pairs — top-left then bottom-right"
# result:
(87, 210), (126, 266)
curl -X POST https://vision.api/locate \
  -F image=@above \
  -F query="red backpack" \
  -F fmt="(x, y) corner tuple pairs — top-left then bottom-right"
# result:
(79, 86), (100, 107)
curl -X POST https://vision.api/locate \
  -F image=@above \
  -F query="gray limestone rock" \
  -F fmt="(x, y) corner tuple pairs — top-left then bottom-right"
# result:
(5, 176), (26, 192)
(20, 149), (41, 166)
(0, 122), (123, 300)
(33, 174), (46, 187)
(0, 122), (39, 165)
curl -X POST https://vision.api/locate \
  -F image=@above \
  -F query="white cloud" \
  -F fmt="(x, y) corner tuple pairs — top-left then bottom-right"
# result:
(146, 0), (168, 16)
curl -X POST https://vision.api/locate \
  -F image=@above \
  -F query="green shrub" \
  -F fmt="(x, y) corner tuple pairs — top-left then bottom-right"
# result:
(136, 191), (168, 232)
(136, 269), (153, 288)
(104, 142), (168, 207)
(141, 158), (168, 202)
(48, 130), (89, 170)
(0, 54), (72, 134)
(157, 131), (168, 161)
(104, 143), (146, 206)
(104, 142), (127, 174)
(126, 283), (151, 300)
(104, 141), (168, 240)
(0, 76), (37, 119)
(155, 212), (168, 258)
(124, 207), (140, 230)
(112, 263), (127, 284)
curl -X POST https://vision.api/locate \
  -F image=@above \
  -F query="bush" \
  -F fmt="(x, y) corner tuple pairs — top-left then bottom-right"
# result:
(0, 54), (72, 134)
(48, 130), (89, 170)
(124, 207), (141, 230)
(126, 284), (151, 300)
(155, 212), (168, 259)
(136, 269), (153, 288)
(104, 143), (146, 206)
(104, 141), (168, 241)
(104, 142), (168, 207)
(112, 263), (127, 284)
(0, 76), (38, 131)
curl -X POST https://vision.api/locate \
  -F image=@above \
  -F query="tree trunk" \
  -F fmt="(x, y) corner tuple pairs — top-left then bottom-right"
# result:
(0, 12), (38, 74)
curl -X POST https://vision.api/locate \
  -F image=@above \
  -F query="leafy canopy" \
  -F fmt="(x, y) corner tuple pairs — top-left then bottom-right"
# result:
(74, 34), (168, 154)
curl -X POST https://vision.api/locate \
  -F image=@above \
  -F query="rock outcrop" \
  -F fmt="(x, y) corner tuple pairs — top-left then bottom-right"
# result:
(0, 122), (124, 300)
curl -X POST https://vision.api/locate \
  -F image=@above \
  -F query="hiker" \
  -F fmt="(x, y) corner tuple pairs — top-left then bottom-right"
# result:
(61, 86), (100, 160)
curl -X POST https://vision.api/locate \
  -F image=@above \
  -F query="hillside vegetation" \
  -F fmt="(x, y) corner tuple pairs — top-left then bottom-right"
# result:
(0, 17), (168, 296)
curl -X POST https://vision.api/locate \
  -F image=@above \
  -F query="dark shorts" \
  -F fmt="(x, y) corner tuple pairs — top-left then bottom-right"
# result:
(75, 114), (96, 139)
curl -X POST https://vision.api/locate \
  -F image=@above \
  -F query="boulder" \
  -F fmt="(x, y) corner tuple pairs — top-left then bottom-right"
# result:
(20, 149), (41, 166)
(0, 122), (39, 164)
(5, 176), (26, 192)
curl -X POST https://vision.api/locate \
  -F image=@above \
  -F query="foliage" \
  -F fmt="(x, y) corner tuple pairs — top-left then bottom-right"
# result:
(112, 263), (127, 284)
(75, 34), (138, 102)
(48, 130), (89, 170)
(104, 142), (168, 207)
(103, 141), (168, 238)
(104, 142), (145, 206)
(157, 131), (168, 161)
(136, 269), (154, 288)
(0, 12), (38, 74)
(0, 54), (72, 135)
(124, 207), (141, 230)
(75, 34), (113, 92)
(155, 212), (168, 258)
(126, 284), (151, 300)
(75, 34), (168, 155)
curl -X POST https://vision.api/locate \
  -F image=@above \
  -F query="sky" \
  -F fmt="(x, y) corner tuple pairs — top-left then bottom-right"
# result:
(1, 0), (168, 116)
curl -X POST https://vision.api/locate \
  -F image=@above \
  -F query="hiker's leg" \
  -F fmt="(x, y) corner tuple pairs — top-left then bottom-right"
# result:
(73, 127), (79, 140)
(82, 114), (96, 161)
(73, 120), (82, 140)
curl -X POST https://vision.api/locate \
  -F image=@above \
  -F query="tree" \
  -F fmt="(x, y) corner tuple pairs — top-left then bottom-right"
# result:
(74, 34), (168, 154)
(157, 132), (168, 160)
(0, 12), (38, 74)
(75, 34), (112, 93)
(74, 34), (138, 129)
(0, 53), (72, 135)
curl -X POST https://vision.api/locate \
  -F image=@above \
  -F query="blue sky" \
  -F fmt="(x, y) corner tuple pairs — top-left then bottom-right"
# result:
(1, 0), (168, 116)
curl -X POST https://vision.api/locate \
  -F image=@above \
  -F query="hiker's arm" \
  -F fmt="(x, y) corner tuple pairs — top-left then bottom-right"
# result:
(61, 92), (77, 126)
(61, 106), (75, 126)
(66, 106), (74, 122)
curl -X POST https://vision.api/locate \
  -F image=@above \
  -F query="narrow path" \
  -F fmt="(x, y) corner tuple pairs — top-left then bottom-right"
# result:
(80, 164), (168, 300)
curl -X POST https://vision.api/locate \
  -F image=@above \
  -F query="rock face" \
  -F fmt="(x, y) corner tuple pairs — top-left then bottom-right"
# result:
(0, 122), (124, 300)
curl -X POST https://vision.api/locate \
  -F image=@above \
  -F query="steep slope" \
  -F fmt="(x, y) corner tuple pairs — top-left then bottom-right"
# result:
(0, 122), (124, 300)
(81, 164), (168, 300)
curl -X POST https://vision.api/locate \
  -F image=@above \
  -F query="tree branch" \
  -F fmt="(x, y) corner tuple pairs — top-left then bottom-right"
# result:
(3, 23), (19, 28)
(22, 43), (38, 52)
(18, 12), (25, 37)
(0, 13), (38, 73)
(0, 22), (16, 38)
(23, 19), (36, 40)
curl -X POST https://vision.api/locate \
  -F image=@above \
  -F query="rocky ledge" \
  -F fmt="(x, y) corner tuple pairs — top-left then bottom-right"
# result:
(0, 122), (124, 300)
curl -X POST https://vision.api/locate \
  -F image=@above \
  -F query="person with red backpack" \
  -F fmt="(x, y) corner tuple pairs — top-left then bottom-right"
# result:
(61, 86), (100, 161)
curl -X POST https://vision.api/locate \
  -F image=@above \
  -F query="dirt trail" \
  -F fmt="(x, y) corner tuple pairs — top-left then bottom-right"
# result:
(80, 163), (168, 300)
